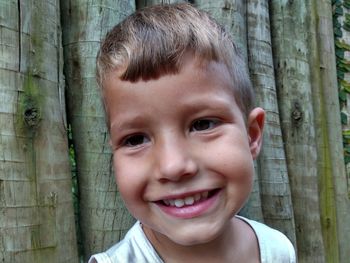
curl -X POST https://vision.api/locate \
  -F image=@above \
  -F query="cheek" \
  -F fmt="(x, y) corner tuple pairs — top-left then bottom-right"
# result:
(113, 155), (145, 210)
(205, 140), (255, 198)
(205, 139), (253, 176)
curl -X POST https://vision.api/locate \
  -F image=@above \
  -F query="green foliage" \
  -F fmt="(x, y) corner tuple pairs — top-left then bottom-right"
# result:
(336, 40), (350, 51)
(336, 47), (345, 58)
(339, 89), (347, 102)
(340, 79), (350, 92)
(344, 129), (350, 164)
(341, 112), (348, 125)
(67, 124), (83, 261)
(334, 6), (344, 16)
(343, 129), (350, 141)
(337, 69), (345, 79)
(345, 0), (350, 9)
(344, 14), (350, 31)
(333, 2), (350, 168)
(334, 26), (343, 38)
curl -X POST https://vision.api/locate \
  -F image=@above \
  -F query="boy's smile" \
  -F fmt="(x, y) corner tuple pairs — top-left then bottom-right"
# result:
(155, 188), (222, 219)
(104, 56), (264, 252)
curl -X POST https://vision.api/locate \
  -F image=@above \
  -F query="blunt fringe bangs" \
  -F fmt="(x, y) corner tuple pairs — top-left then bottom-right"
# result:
(96, 3), (255, 116)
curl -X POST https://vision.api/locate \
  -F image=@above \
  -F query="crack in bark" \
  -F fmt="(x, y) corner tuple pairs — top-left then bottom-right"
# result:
(17, 0), (21, 72)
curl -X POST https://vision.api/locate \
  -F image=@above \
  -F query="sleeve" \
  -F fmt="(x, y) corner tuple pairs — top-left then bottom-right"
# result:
(239, 217), (296, 263)
(88, 252), (113, 263)
(256, 224), (296, 263)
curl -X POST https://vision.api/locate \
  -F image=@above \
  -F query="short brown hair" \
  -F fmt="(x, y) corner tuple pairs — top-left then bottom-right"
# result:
(97, 3), (254, 118)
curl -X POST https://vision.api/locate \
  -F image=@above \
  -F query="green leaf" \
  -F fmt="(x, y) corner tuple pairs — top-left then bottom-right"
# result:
(344, 23), (350, 32)
(345, 146), (350, 154)
(344, 155), (350, 164)
(334, 27), (343, 38)
(346, 13), (350, 21)
(336, 48), (345, 58)
(334, 6), (344, 16)
(345, 0), (350, 9)
(334, 18), (341, 28)
(341, 112), (348, 125)
(338, 60), (350, 72)
(342, 130), (350, 139)
(339, 89), (347, 102)
(340, 79), (350, 93)
(338, 69), (345, 80)
(336, 40), (350, 51)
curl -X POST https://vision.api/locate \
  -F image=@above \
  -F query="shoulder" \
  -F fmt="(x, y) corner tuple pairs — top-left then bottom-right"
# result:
(88, 222), (163, 263)
(237, 216), (296, 263)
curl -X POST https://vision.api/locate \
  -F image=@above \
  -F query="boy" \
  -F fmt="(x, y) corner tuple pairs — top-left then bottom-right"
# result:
(90, 3), (296, 263)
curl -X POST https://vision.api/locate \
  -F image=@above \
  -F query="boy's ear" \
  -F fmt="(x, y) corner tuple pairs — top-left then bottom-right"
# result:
(247, 107), (265, 159)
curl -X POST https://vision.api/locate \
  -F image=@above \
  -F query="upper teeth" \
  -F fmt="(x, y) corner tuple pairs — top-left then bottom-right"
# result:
(163, 191), (209, 208)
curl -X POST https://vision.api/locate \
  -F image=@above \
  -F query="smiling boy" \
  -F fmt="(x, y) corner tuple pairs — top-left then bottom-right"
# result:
(89, 3), (295, 263)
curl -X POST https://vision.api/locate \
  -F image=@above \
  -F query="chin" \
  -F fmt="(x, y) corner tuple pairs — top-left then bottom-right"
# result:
(168, 224), (223, 247)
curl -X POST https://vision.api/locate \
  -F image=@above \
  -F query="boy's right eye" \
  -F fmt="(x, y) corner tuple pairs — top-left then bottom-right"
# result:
(122, 134), (150, 147)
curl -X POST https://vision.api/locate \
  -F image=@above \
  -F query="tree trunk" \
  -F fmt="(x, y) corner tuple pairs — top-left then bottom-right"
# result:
(195, 0), (248, 60)
(60, 0), (136, 260)
(0, 0), (78, 262)
(246, 0), (296, 245)
(137, 0), (187, 9)
(269, 1), (325, 262)
(310, 1), (350, 261)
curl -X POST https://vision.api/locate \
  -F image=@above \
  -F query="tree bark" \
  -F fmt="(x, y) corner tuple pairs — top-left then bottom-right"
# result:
(195, 0), (248, 60)
(246, 0), (296, 245)
(0, 0), (78, 262)
(310, 1), (350, 261)
(270, 1), (325, 262)
(60, 0), (136, 260)
(137, 0), (187, 9)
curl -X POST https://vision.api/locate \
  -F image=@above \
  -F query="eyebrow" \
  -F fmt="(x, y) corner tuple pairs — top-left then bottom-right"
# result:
(110, 94), (236, 133)
(180, 95), (236, 113)
(110, 114), (148, 134)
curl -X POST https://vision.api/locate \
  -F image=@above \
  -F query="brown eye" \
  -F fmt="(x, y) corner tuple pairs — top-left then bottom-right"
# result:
(190, 119), (219, 132)
(123, 134), (150, 147)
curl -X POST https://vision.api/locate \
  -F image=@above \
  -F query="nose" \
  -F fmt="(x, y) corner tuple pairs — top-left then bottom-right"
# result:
(156, 135), (198, 182)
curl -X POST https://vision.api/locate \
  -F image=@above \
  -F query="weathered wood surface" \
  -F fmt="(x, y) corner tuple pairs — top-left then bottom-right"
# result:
(247, 0), (296, 246)
(0, 0), (78, 262)
(60, 0), (136, 260)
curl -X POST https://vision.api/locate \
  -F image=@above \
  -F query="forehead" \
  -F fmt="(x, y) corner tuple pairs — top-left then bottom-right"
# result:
(104, 59), (238, 119)
(103, 57), (234, 96)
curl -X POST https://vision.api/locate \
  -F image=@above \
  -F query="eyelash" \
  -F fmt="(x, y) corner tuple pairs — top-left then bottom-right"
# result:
(122, 134), (150, 147)
(190, 118), (221, 132)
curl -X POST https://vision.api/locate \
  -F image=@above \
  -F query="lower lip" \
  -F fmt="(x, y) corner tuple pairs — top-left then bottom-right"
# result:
(156, 190), (221, 219)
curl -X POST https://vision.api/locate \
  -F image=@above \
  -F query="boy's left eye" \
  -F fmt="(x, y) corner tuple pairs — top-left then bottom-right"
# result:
(122, 134), (150, 147)
(190, 119), (220, 132)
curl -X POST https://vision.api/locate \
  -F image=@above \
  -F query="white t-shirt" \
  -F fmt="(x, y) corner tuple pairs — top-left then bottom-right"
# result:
(89, 216), (296, 263)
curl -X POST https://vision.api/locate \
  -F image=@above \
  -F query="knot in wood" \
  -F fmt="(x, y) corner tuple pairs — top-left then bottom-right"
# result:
(223, 0), (232, 10)
(24, 107), (40, 126)
(291, 101), (303, 126)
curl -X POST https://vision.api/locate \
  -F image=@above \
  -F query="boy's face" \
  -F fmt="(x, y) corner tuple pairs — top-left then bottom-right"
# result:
(104, 57), (264, 247)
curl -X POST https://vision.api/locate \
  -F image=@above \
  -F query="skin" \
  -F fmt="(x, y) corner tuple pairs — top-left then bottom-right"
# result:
(104, 56), (265, 262)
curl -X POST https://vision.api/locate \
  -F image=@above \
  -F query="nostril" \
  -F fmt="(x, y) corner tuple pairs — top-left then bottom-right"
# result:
(156, 137), (199, 181)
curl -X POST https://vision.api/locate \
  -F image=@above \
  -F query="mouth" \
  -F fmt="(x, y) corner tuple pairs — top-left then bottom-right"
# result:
(157, 189), (220, 208)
